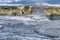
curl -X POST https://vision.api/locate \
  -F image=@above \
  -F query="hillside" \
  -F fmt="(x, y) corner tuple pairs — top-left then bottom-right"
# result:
(0, 6), (60, 16)
(0, 6), (40, 15)
(44, 6), (60, 20)
(44, 6), (60, 15)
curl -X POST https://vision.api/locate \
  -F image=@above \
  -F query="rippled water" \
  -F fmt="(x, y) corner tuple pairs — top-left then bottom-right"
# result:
(0, 16), (60, 40)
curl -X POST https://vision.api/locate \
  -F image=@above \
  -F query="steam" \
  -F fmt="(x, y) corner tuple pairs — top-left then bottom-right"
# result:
(29, 5), (47, 18)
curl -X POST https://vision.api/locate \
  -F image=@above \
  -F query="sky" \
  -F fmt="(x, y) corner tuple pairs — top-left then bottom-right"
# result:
(0, 0), (60, 6)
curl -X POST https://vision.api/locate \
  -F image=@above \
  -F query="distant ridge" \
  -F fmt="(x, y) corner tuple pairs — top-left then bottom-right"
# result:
(0, 2), (60, 7)
(42, 3), (60, 7)
(0, 4), (38, 6)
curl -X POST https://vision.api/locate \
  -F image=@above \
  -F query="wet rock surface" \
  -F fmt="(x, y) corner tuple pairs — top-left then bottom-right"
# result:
(48, 14), (60, 20)
(0, 16), (60, 40)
